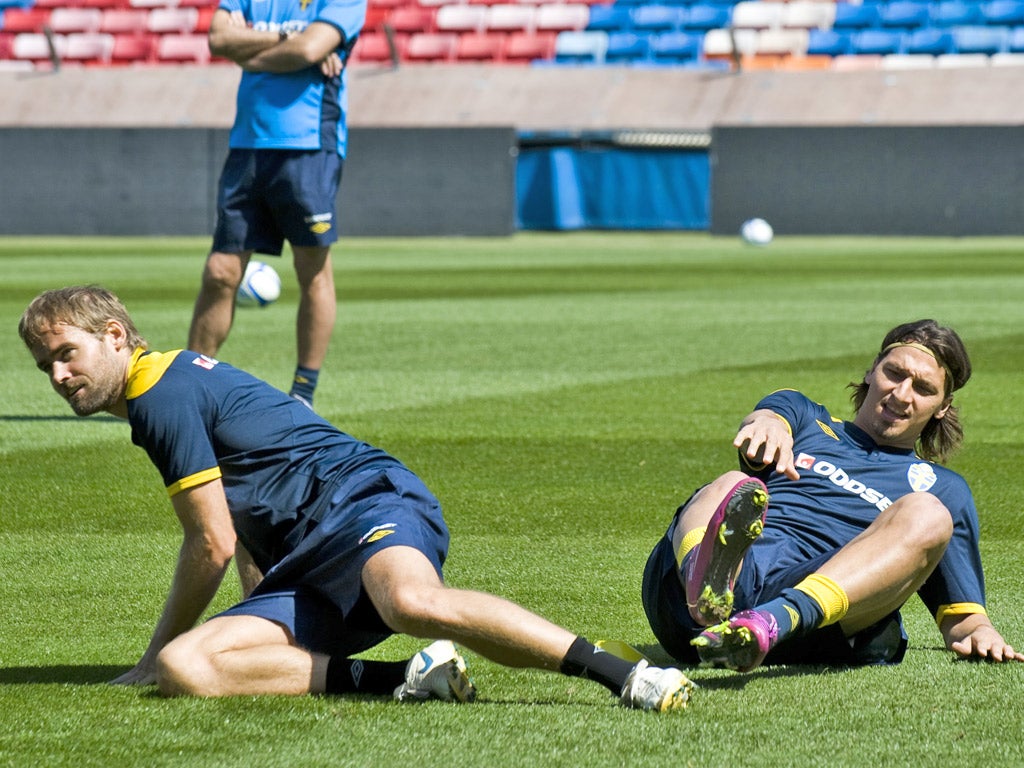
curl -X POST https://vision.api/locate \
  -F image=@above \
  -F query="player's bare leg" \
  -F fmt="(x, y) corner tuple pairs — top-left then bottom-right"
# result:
(290, 246), (335, 404)
(188, 250), (252, 356)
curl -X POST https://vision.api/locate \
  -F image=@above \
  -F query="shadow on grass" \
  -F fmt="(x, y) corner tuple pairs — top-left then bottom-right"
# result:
(0, 665), (129, 685)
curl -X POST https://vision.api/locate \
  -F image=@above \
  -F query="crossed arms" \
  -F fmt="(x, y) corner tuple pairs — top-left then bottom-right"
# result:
(209, 9), (345, 76)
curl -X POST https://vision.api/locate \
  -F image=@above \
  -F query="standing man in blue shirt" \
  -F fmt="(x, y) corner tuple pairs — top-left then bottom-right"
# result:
(188, 0), (366, 407)
(642, 320), (1024, 672)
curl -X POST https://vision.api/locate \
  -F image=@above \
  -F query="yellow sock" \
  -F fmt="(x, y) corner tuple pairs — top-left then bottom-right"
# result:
(675, 526), (706, 570)
(794, 574), (849, 627)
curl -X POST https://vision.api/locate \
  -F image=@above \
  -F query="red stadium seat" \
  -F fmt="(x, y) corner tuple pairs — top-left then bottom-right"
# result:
(386, 5), (436, 34)
(156, 32), (209, 63)
(2, 7), (51, 33)
(195, 6), (215, 32)
(352, 30), (401, 62)
(100, 8), (148, 33)
(454, 31), (505, 60)
(110, 31), (155, 63)
(0, 31), (15, 59)
(363, 6), (389, 33)
(404, 31), (455, 61)
(503, 30), (555, 62)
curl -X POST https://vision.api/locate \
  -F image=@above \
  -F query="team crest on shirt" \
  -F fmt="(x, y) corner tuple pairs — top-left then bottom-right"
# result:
(191, 355), (219, 370)
(907, 462), (937, 493)
(359, 522), (397, 545)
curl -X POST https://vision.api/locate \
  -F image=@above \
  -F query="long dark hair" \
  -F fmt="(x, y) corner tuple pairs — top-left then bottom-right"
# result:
(849, 320), (971, 464)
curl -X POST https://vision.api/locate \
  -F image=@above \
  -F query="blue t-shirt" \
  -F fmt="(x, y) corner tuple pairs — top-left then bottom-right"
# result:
(745, 389), (985, 623)
(124, 348), (400, 573)
(219, 0), (367, 155)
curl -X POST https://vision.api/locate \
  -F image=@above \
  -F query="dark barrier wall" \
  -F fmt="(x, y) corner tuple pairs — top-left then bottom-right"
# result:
(0, 127), (516, 237)
(711, 126), (1024, 236)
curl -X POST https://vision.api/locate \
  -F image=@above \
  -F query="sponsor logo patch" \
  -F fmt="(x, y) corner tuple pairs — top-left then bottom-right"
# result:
(191, 355), (218, 370)
(359, 523), (397, 545)
(816, 420), (839, 440)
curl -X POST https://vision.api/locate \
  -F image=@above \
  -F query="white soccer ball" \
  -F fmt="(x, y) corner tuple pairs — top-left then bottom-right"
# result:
(237, 261), (282, 307)
(740, 218), (774, 246)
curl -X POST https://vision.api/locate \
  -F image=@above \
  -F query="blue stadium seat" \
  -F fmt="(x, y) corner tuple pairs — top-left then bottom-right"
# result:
(980, 0), (1024, 25)
(878, 1), (930, 28)
(952, 24), (1009, 52)
(1009, 25), (1024, 50)
(684, 3), (731, 31)
(630, 5), (684, 32)
(832, 3), (882, 29)
(648, 30), (700, 62)
(807, 28), (853, 55)
(851, 29), (904, 54)
(905, 27), (955, 53)
(605, 30), (650, 62)
(586, 4), (632, 32)
(929, 0), (983, 26)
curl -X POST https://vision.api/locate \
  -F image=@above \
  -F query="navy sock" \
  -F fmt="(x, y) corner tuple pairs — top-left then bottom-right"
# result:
(559, 636), (637, 695)
(290, 365), (320, 404)
(756, 587), (825, 645)
(324, 657), (409, 695)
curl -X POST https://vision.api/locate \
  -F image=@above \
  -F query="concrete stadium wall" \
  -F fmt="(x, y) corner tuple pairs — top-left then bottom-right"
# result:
(0, 125), (516, 237)
(2, 65), (1024, 235)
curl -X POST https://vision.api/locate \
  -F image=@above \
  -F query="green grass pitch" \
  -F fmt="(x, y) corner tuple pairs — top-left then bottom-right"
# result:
(2, 233), (1024, 766)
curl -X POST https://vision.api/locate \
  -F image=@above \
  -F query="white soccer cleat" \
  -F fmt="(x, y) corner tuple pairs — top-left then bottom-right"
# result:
(620, 660), (694, 712)
(394, 640), (476, 703)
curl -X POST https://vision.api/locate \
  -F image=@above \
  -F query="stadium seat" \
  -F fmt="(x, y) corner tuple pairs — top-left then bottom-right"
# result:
(586, 4), (631, 32)
(878, 1), (930, 29)
(684, 3), (731, 30)
(503, 30), (556, 62)
(980, 0), (1024, 25)
(363, 6), (389, 33)
(129, 0), (175, 8)
(702, 27), (758, 59)
(936, 51), (990, 65)
(781, 2), (836, 30)
(484, 4), (536, 32)
(100, 9), (149, 34)
(147, 7), (199, 34)
(435, 4), (487, 34)
(2, 7), (50, 33)
(553, 29), (607, 62)
(904, 27), (954, 54)
(110, 31), (155, 63)
(195, 7), (214, 33)
(0, 31), (14, 58)
(64, 30), (114, 63)
(49, 7), (102, 33)
(404, 31), (456, 61)
(629, 4), (682, 32)
(604, 30), (649, 61)
(757, 28), (809, 56)
(12, 31), (64, 62)
(648, 29), (700, 61)
(929, 0), (983, 27)
(156, 32), (210, 63)
(807, 28), (852, 55)
(1009, 25), (1024, 50)
(386, 6), (436, 35)
(851, 29), (904, 54)
(832, 3), (881, 29)
(881, 52), (936, 68)
(731, 1), (784, 30)
(991, 50), (1024, 63)
(453, 31), (504, 61)
(952, 24), (1009, 53)
(536, 4), (589, 33)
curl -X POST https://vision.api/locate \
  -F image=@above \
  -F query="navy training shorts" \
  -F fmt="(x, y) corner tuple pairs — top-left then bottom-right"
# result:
(642, 507), (907, 667)
(215, 466), (450, 658)
(212, 147), (343, 256)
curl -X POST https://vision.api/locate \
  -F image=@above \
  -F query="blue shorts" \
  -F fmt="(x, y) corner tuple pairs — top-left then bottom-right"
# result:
(642, 505), (907, 667)
(212, 148), (343, 256)
(216, 467), (449, 658)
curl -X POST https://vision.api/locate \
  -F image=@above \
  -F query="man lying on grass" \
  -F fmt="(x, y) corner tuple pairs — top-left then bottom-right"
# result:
(643, 319), (1024, 672)
(20, 285), (692, 712)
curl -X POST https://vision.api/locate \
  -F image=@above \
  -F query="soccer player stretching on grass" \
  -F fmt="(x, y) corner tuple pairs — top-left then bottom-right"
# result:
(643, 320), (1024, 671)
(20, 286), (692, 712)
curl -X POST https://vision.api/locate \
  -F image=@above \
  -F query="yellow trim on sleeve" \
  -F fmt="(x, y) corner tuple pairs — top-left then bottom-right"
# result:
(167, 467), (222, 497)
(935, 602), (987, 625)
(126, 348), (182, 400)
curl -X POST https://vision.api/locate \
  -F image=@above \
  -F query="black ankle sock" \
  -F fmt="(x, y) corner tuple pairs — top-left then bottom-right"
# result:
(559, 636), (636, 695)
(324, 657), (409, 695)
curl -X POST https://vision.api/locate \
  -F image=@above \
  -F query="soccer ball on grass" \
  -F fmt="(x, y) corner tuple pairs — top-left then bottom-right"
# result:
(237, 261), (281, 307)
(740, 218), (774, 246)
